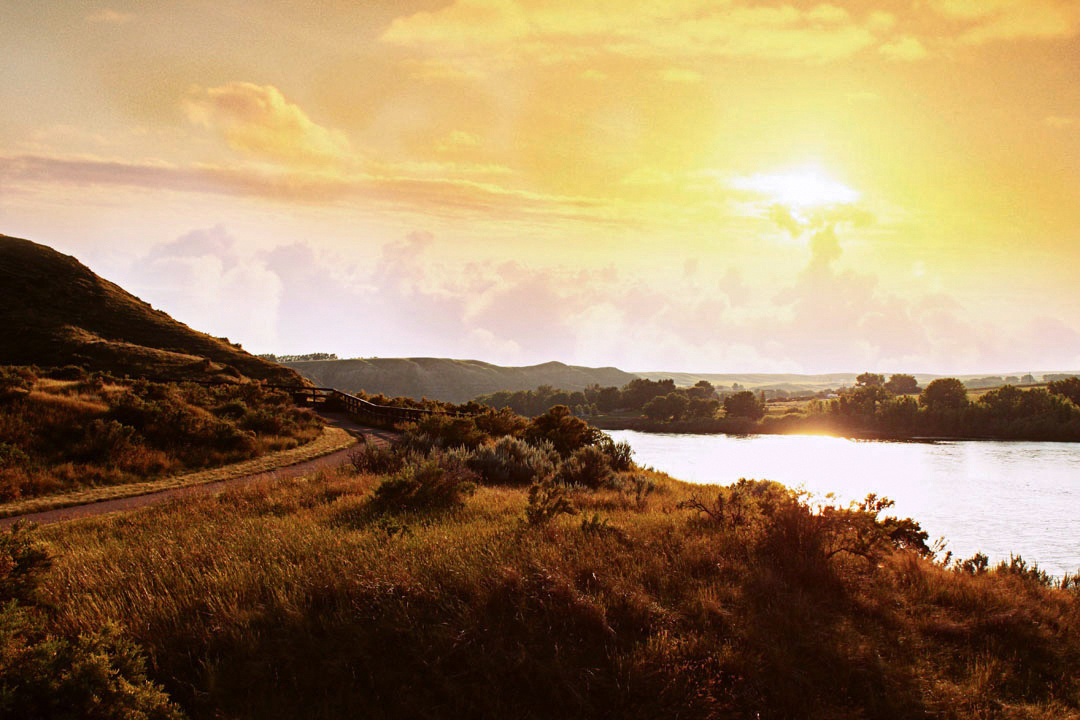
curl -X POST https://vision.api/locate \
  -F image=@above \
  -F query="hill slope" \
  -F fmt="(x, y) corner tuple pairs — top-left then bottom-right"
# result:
(285, 357), (637, 402)
(0, 234), (303, 384)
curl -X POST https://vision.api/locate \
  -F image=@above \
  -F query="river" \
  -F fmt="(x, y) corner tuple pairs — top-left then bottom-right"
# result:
(607, 430), (1080, 577)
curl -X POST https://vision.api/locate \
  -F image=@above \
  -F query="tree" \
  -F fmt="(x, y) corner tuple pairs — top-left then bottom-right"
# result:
(687, 397), (720, 419)
(621, 378), (675, 410)
(724, 390), (764, 420)
(856, 372), (885, 387)
(688, 380), (717, 400)
(1048, 376), (1080, 406)
(642, 393), (689, 421)
(525, 405), (603, 456)
(884, 374), (919, 395)
(919, 378), (968, 412)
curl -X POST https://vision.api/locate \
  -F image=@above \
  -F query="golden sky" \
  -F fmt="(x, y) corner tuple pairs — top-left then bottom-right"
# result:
(2, 0), (1079, 373)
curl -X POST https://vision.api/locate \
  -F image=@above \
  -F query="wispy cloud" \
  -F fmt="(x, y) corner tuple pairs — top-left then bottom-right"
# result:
(879, 36), (929, 61)
(0, 153), (616, 225)
(928, 0), (1080, 43)
(86, 8), (134, 24)
(382, 1), (891, 64)
(184, 83), (351, 167)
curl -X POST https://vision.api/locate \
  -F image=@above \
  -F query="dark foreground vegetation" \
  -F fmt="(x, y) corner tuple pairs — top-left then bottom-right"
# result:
(4, 405), (1078, 719)
(0, 366), (321, 501)
(482, 374), (1080, 441)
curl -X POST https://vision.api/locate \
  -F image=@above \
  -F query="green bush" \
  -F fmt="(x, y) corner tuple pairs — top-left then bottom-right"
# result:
(599, 436), (634, 471)
(525, 405), (603, 456)
(525, 478), (576, 525)
(467, 436), (558, 486)
(0, 523), (185, 719)
(371, 459), (477, 514)
(556, 444), (615, 489)
(348, 441), (405, 475)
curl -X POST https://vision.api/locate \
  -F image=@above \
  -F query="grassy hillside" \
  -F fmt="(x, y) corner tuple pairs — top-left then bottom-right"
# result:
(285, 357), (637, 403)
(0, 234), (303, 384)
(0, 366), (321, 502)
(11, 408), (1078, 719)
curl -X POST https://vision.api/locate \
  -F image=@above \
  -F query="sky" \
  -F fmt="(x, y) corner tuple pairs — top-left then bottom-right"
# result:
(2, 0), (1080, 374)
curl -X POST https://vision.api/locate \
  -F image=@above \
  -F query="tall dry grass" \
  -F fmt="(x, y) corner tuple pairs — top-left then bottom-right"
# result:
(29, 444), (1080, 720)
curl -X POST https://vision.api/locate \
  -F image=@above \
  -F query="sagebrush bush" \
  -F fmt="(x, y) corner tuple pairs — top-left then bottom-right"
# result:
(348, 441), (405, 475)
(370, 459), (477, 514)
(467, 436), (558, 486)
(600, 436), (634, 471)
(525, 477), (576, 525)
(556, 444), (615, 489)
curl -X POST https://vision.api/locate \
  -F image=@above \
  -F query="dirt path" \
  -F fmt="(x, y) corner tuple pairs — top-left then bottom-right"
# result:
(0, 412), (397, 529)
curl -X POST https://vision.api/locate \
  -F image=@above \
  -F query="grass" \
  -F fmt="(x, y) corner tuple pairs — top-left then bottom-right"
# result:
(27, 446), (1080, 719)
(0, 367), (324, 503)
(0, 425), (353, 518)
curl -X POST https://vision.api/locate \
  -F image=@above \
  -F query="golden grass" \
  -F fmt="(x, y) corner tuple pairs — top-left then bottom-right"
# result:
(35, 460), (1080, 720)
(0, 426), (355, 518)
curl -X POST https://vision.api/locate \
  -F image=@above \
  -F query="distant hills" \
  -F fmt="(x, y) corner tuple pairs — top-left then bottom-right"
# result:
(283, 358), (637, 403)
(284, 358), (1077, 404)
(0, 234), (303, 384)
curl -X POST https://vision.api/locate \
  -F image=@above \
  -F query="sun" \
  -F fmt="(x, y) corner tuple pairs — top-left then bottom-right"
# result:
(731, 165), (859, 210)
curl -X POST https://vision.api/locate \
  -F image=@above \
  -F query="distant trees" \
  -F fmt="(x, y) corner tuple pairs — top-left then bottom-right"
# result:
(642, 393), (690, 421)
(856, 373), (885, 387)
(724, 391), (764, 420)
(688, 380), (717, 399)
(477, 377), (718, 420)
(919, 378), (968, 412)
(260, 353), (339, 362)
(884, 374), (919, 395)
(1048, 377), (1080, 406)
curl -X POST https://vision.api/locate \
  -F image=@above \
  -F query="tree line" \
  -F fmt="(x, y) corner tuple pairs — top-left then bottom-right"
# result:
(476, 373), (1080, 441)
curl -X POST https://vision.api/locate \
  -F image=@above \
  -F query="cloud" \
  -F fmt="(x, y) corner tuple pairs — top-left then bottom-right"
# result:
(86, 9), (133, 24)
(879, 36), (928, 61)
(184, 82), (351, 167)
(0, 153), (613, 224)
(382, 1), (889, 64)
(928, 0), (1080, 43)
(127, 226), (283, 350)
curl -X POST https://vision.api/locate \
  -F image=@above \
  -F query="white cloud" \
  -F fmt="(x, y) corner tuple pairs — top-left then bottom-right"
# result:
(184, 82), (351, 167)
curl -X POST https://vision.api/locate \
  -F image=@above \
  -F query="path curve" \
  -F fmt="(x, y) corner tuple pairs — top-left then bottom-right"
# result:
(0, 412), (397, 529)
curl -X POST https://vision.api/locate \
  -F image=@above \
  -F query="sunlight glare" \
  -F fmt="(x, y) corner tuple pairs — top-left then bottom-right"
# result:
(732, 166), (860, 209)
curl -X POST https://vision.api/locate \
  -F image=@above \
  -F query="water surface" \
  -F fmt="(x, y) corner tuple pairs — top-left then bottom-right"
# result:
(608, 430), (1080, 576)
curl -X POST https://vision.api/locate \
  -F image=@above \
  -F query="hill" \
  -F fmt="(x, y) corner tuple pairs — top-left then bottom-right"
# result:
(284, 357), (637, 403)
(0, 234), (303, 384)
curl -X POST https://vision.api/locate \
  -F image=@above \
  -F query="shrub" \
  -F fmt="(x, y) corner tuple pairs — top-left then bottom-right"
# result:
(525, 405), (603, 456)
(0, 524), (185, 719)
(370, 460), (477, 514)
(524, 478), (576, 525)
(555, 445), (614, 489)
(348, 441), (405, 475)
(467, 436), (558, 486)
(599, 436), (634, 471)
(0, 442), (30, 471)
(47, 365), (87, 381)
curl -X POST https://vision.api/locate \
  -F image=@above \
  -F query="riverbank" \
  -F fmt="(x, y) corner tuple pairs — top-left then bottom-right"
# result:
(606, 429), (1080, 576)
(592, 413), (1080, 443)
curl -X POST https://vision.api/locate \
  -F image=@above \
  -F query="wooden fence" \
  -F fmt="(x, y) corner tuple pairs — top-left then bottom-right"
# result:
(170, 379), (471, 425)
